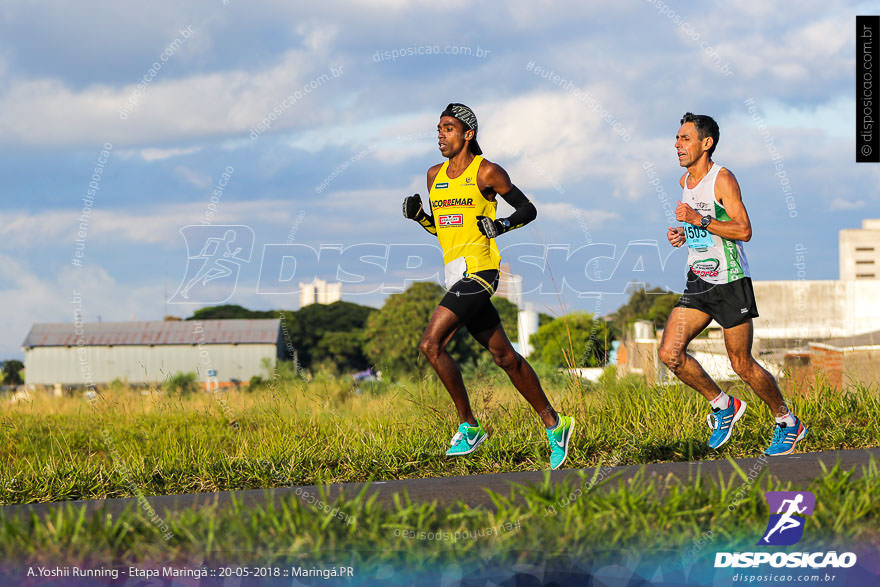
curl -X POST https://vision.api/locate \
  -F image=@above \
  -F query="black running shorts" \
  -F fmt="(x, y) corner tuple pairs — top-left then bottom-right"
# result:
(674, 270), (759, 329)
(439, 269), (501, 335)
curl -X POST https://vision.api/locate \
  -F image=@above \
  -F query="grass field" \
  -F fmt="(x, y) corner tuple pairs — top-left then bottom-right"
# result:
(1, 464), (877, 568)
(1, 366), (878, 505)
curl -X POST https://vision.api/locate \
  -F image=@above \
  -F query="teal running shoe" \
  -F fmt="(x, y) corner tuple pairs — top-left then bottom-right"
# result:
(706, 396), (747, 449)
(547, 415), (575, 470)
(764, 416), (807, 456)
(445, 422), (487, 456)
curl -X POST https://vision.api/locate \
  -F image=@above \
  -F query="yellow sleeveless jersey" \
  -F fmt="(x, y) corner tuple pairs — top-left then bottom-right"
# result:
(429, 155), (501, 275)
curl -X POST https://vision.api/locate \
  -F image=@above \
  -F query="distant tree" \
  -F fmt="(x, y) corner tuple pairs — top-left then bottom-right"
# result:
(363, 282), (484, 377)
(610, 285), (681, 337)
(314, 330), (370, 372)
(189, 302), (376, 372)
(646, 294), (680, 328)
(163, 371), (199, 395)
(280, 301), (376, 370)
(187, 304), (276, 320)
(493, 297), (519, 342)
(2, 359), (24, 385)
(528, 312), (612, 368)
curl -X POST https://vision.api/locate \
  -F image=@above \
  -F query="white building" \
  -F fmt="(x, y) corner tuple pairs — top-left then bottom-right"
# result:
(299, 278), (342, 307)
(516, 303), (539, 358)
(496, 263), (523, 308)
(749, 219), (880, 339)
(839, 219), (880, 281)
(22, 319), (283, 386)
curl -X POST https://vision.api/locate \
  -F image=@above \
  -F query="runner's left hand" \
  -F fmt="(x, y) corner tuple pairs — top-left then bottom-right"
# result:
(476, 216), (507, 239)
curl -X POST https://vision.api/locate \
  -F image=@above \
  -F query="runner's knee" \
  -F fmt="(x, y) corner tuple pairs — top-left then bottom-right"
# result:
(658, 346), (683, 371)
(419, 335), (441, 360)
(492, 348), (520, 371)
(730, 355), (756, 377)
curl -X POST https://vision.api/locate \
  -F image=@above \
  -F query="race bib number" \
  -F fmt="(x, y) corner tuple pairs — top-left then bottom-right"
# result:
(684, 224), (713, 250)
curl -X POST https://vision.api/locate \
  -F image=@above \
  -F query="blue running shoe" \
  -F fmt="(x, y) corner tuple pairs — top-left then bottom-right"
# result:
(445, 422), (487, 456)
(764, 416), (807, 456)
(547, 415), (575, 470)
(706, 396), (747, 449)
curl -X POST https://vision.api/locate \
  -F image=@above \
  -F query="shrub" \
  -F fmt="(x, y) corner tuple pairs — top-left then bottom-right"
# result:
(162, 371), (200, 395)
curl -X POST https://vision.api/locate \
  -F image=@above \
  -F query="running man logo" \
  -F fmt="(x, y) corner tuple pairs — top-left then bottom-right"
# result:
(759, 491), (816, 546)
(438, 214), (463, 227)
(170, 225), (254, 303)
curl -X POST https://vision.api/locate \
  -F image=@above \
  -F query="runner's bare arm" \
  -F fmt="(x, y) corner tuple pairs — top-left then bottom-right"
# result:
(476, 160), (537, 234)
(675, 169), (752, 241)
(427, 163), (443, 192)
(668, 173), (688, 246)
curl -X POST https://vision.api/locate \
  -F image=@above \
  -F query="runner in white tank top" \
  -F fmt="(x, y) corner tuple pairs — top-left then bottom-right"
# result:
(681, 162), (751, 285)
(658, 112), (807, 458)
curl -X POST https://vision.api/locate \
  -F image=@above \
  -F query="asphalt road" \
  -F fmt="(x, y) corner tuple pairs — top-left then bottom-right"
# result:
(3, 447), (878, 520)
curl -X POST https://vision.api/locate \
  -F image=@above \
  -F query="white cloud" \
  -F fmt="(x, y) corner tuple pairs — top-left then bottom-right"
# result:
(711, 14), (850, 84)
(476, 91), (649, 197)
(0, 255), (165, 357)
(830, 198), (867, 211)
(0, 201), (299, 248)
(141, 146), (202, 161)
(0, 42), (343, 147)
(539, 201), (620, 227)
(174, 165), (212, 189)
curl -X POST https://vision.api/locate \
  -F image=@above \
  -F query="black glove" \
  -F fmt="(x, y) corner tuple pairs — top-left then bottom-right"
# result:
(476, 216), (510, 239)
(403, 194), (425, 220)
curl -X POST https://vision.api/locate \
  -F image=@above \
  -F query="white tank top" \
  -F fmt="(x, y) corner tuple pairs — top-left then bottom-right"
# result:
(681, 163), (750, 285)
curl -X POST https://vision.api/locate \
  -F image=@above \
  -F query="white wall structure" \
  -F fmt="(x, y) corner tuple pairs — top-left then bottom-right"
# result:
(496, 263), (523, 308)
(839, 219), (880, 281)
(751, 280), (880, 339)
(23, 319), (282, 385)
(299, 278), (342, 307)
(517, 303), (539, 358)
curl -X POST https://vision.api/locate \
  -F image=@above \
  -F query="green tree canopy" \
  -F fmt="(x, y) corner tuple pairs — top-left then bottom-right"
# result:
(188, 301), (376, 372)
(493, 297), (519, 342)
(187, 304), (276, 320)
(610, 285), (681, 337)
(528, 312), (612, 368)
(280, 301), (376, 371)
(2, 359), (24, 385)
(363, 282), (485, 377)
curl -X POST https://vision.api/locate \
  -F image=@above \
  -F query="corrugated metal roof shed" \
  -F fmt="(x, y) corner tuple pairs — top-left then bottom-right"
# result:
(22, 319), (281, 348)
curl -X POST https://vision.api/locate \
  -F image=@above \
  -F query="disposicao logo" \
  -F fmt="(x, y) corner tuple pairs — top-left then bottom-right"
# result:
(760, 491), (814, 546)
(714, 491), (858, 569)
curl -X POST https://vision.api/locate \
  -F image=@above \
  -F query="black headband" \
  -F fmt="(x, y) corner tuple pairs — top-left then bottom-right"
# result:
(441, 103), (482, 154)
(442, 103), (478, 132)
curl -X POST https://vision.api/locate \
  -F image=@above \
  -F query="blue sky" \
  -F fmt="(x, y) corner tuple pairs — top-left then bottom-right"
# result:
(1, 0), (877, 358)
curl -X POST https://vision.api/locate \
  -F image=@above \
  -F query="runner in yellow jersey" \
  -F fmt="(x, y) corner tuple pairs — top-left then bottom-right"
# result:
(402, 103), (575, 470)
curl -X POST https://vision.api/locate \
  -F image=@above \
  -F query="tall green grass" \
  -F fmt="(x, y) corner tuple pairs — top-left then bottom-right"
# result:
(1, 372), (877, 504)
(1, 463), (877, 567)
